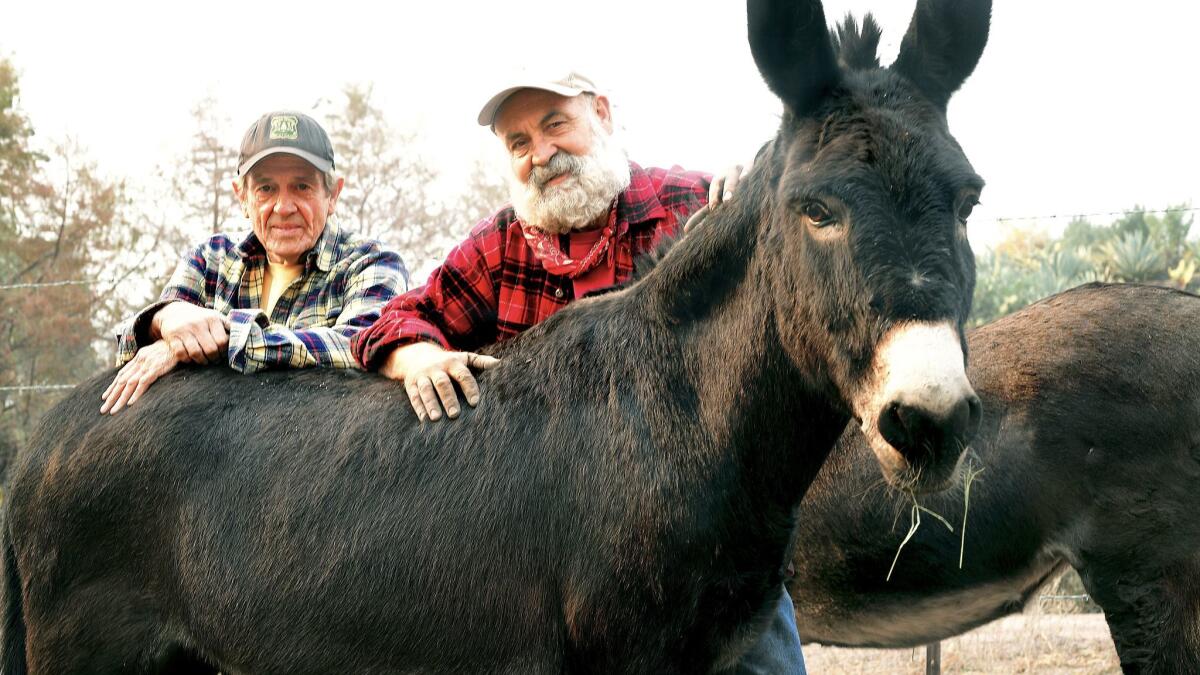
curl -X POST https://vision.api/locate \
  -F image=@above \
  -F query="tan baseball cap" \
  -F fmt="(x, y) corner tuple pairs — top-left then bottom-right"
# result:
(477, 70), (601, 127)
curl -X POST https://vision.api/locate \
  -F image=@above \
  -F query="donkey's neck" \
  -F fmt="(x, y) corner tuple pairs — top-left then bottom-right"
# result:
(626, 191), (850, 514)
(606, 198), (850, 651)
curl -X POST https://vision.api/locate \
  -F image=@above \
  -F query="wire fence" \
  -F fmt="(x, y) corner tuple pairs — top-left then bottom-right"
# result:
(0, 279), (105, 291)
(0, 385), (77, 392)
(991, 205), (1196, 224)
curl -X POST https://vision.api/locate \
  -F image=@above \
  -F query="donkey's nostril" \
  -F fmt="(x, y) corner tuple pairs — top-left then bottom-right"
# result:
(942, 392), (982, 447)
(877, 402), (915, 456)
(965, 393), (983, 440)
(876, 394), (982, 463)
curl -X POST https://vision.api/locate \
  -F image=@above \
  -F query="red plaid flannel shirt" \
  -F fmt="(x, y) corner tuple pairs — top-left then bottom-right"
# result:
(352, 163), (710, 370)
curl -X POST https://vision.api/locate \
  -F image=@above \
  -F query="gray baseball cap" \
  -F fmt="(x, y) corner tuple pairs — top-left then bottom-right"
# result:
(477, 70), (601, 127)
(237, 111), (336, 177)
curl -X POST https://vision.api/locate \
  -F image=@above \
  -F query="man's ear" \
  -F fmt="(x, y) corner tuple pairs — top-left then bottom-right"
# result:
(327, 176), (346, 212)
(231, 179), (249, 216)
(592, 94), (613, 134)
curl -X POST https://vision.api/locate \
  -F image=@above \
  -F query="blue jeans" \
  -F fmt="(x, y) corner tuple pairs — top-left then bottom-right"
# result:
(732, 587), (807, 674)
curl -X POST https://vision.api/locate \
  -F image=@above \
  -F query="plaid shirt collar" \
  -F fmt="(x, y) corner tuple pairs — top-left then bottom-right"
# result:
(615, 162), (668, 227)
(234, 217), (343, 273)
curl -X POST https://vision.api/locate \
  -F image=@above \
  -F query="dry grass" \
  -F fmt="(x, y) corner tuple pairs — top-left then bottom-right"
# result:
(804, 614), (1120, 674)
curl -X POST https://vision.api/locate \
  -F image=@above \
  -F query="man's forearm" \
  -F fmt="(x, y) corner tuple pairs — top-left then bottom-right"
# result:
(352, 312), (452, 371)
(114, 300), (176, 367)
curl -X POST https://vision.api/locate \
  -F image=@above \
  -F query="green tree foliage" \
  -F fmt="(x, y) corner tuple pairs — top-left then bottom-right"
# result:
(0, 57), (41, 443)
(1102, 230), (1163, 283)
(0, 59), (146, 446)
(0, 58), (43, 283)
(972, 205), (1195, 325)
(1060, 216), (1110, 251)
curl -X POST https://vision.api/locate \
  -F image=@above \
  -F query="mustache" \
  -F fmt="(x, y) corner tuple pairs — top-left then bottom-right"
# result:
(528, 152), (587, 190)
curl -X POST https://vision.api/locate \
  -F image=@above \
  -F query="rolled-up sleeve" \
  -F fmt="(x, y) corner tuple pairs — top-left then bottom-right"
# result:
(113, 240), (215, 367)
(352, 235), (499, 371)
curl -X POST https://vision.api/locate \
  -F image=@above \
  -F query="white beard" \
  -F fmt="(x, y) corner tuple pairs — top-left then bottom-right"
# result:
(508, 118), (632, 235)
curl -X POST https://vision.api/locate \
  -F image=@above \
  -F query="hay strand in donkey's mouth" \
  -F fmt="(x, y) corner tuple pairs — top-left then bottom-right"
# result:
(959, 458), (985, 569)
(886, 455), (985, 581)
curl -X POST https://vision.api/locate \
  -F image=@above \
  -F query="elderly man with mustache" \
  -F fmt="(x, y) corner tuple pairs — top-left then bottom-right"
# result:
(104, 111), (407, 414)
(351, 72), (805, 674)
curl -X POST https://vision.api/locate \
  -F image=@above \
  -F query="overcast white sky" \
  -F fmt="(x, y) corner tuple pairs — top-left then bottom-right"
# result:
(3, 0), (1198, 254)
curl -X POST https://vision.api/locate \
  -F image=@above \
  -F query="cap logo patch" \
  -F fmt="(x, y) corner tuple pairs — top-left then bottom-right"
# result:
(269, 115), (299, 140)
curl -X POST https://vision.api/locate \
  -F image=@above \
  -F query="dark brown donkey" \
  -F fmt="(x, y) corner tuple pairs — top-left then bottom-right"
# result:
(2, 0), (989, 673)
(792, 282), (1200, 674)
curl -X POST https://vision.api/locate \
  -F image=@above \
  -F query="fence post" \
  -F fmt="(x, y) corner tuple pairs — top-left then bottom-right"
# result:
(925, 641), (941, 675)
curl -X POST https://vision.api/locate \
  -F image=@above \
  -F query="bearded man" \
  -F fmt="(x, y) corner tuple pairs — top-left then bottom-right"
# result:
(352, 72), (718, 420)
(351, 72), (806, 674)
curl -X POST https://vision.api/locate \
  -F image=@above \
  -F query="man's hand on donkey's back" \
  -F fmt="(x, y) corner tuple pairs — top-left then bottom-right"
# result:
(683, 163), (746, 233)
(101, 340), (180, 415)
(380, 342), (500, 422)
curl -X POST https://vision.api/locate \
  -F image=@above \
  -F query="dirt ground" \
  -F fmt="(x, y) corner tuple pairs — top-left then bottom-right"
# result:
(804, 613), (1121, 674)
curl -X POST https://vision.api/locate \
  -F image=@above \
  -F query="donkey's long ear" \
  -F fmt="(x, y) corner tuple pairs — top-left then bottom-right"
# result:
(891, 0), (991, 111)
(747, 0), (840, 117)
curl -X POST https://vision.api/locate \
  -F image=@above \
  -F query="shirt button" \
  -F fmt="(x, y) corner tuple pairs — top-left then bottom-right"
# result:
(555, 288), (564, 298)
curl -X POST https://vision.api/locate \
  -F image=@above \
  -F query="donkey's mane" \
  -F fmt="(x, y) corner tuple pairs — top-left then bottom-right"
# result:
(833, 13), (883, 71)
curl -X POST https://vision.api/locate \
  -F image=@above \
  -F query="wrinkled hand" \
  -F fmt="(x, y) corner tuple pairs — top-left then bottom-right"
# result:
(709, 162), (746, 207)
(380, 342), (500, 422)
(152, 301), (230, 365)
(101, 340), (180, 415)
(685, 163), (748, 233)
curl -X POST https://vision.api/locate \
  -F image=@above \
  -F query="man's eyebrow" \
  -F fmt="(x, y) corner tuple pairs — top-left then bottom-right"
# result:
(504, 110), (570, 144)
(539, 110), (567, 126)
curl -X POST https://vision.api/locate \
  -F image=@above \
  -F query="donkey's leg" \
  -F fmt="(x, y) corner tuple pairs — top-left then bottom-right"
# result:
(1075, 432), (1200, 674)
(1076, 554), (1200, 675)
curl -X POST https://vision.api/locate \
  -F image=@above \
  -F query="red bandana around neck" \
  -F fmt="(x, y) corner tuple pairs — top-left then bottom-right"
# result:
(521, 201), (622, 279)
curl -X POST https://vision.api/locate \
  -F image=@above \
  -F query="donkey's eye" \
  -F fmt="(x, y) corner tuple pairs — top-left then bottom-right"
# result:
(802, 201), (835, 227)
(957, 196), (980, 224)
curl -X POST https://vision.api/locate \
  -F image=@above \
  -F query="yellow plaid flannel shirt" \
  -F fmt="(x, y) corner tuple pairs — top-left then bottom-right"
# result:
(115, 218), (408, 373)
